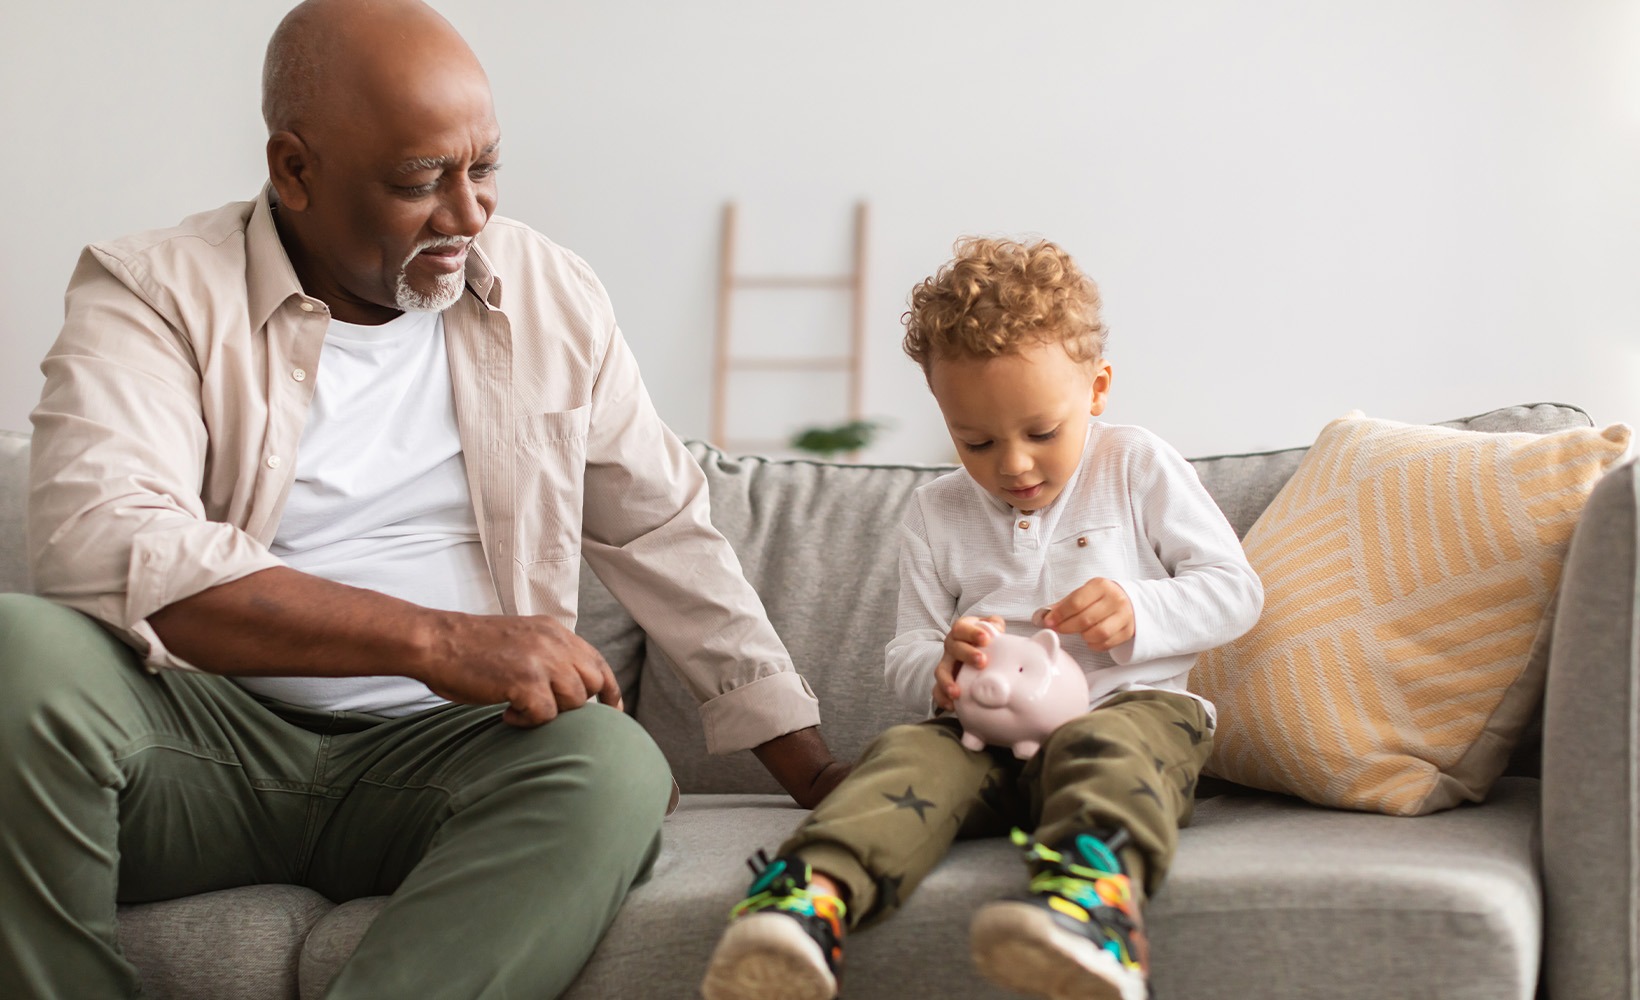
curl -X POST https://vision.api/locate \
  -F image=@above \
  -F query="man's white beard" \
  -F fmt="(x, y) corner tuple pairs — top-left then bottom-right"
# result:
(394, 239), (468, 312)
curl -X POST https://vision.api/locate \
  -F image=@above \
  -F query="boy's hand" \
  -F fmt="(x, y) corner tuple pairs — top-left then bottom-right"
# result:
(1038, 579), (1135, 652)
(932, 615), (1005, 711)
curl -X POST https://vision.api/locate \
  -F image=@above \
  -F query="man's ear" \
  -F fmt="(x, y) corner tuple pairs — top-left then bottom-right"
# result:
(266, 130), (315, 212)
(1089, 360), (1114, 416)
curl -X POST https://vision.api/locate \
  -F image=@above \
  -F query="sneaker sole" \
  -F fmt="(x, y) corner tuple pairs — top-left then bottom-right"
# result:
(970, 902), (1147, 1000)
(701, 912), (839, 1000)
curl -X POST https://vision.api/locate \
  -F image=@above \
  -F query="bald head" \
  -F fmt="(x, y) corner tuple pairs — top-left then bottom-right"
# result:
(261, 0), (485, 135)
(260, 0), (501, 325)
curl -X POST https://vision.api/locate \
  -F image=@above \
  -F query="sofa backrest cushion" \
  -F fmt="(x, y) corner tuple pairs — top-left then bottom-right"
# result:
(610, 404), (1598, 794)
(628, 449), (944, 792)
(0, 430), (29, 595)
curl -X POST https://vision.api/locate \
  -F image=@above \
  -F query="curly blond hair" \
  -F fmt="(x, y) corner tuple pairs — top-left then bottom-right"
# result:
(901, 237), (1107, 376)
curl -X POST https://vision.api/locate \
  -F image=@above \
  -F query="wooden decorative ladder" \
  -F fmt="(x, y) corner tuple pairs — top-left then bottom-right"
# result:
(710, 201), (869, 454)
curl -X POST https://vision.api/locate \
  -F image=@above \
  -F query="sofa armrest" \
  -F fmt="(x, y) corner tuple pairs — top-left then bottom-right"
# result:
(1541, 458), (1639, 1000)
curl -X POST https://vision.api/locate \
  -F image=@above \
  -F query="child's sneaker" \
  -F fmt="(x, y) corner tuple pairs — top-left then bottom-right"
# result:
(700, 850), (847, 1000)
(969, 828), (1149, 1000)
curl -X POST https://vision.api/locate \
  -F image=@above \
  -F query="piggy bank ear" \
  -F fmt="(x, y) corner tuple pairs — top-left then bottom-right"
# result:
(976, 619), (1002, 638)
(1030, 629), (1061, 659)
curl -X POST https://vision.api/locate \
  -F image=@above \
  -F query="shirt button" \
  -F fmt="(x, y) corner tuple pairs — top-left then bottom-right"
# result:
(1018, 520), (1030, 530)
(299, 302), (315, 313)
(266, 455), (282, 469)
(291, 368), (307, 382)
(1077, 536), (1088, 547)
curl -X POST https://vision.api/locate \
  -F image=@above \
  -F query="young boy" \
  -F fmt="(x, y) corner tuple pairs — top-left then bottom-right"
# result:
(701, 237), (1263, 1000)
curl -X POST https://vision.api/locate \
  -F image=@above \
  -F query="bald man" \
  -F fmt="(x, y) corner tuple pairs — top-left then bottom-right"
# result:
(3, 1), (847, 996)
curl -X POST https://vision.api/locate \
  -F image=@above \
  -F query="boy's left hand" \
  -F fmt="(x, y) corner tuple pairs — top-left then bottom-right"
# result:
(1038, 578), (1135, 652)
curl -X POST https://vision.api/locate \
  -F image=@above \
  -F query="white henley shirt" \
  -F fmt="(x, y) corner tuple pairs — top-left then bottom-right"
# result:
(885, 422), (1264, 723)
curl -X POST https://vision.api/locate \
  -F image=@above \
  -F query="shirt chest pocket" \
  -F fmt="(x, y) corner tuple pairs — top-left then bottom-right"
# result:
(1045, 523), (1122, 598)
(515, 406), (591, 564)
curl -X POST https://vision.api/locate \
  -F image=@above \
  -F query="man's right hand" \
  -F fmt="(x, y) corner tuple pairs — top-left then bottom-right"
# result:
(932, 615), (1005, 712)
(417, 612), (623, 727)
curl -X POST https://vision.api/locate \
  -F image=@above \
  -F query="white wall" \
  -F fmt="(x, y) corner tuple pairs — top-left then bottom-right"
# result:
(3, 1), (1637, 461)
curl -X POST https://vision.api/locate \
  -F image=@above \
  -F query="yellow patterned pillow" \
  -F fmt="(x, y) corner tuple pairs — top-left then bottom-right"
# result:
(1194, 412), (1631, 815)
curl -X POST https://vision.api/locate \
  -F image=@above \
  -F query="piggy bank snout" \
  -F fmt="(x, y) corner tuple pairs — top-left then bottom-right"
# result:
(967, 670), (1013, 708)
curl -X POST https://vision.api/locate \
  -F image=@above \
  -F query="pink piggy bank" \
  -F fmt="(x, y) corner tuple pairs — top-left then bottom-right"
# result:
(954, 623), (1089, 759)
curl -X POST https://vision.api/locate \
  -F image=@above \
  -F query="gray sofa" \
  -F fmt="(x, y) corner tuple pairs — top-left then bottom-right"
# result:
(2, 402), (1635, 1000)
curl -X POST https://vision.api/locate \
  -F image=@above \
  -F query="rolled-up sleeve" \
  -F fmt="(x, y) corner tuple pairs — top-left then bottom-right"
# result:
(577, 309), (820, 754)
(29, 247), (282, 671)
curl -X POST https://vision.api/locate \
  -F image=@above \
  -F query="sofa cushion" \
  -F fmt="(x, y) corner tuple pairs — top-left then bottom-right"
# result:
(1195, 412), (1630, 815)
(298, 897), (391, 1000)
(116, 884), (333, 1000)
(576, 556), (649, 710)
(0, 429), (29, 594)
(633, 449), (943, 793)
(298, 779), (1541, 1000)
(1146, 776), (1540, 1000)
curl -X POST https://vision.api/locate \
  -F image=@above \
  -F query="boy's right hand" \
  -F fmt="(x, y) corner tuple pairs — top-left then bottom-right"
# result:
(932, 615), (1006, 711)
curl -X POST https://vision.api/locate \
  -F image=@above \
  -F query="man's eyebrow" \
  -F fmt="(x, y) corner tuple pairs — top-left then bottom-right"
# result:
(396, 140), (502, 174)
(397, 156), (453, 174)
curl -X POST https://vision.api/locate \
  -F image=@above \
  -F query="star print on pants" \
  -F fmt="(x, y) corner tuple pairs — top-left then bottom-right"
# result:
(1129, 778), (1162, 805)
(1172, 720), (1205, 745)
(883, 786), (937, 822)
(1061, 734), (1111, 759)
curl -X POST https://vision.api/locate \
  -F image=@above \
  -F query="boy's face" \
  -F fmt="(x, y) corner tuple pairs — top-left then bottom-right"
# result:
(928, 340), (1113, 513)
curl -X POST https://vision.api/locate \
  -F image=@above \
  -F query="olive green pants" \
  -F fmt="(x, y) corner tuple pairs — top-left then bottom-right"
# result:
(0, 594), (672, 999)
(783, 690), (1213, 928)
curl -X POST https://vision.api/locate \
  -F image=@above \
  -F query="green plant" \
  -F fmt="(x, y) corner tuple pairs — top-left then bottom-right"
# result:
(789, 419), (885, 458)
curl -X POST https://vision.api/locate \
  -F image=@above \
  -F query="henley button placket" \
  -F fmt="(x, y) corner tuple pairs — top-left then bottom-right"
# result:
(1014, 512), (1042, 553)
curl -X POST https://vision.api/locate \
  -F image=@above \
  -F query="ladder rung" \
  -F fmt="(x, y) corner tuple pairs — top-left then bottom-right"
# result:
(727, 357), (853, 372)
(732, 276), (853, 289)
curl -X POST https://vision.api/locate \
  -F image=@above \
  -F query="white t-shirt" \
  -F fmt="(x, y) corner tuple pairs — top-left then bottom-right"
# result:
(885, 422), (1265, 723)
(234, 309), (502, 716)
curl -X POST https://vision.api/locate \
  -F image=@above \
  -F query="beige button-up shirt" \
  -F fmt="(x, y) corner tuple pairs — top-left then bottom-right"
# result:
(29, 189), (820, 754)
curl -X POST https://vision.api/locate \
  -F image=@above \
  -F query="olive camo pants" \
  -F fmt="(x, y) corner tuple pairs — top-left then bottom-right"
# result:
(781, 689), (1213, 928)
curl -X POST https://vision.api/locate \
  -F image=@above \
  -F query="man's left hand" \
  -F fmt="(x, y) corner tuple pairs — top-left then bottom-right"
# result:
(753, 726), (852, 808)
